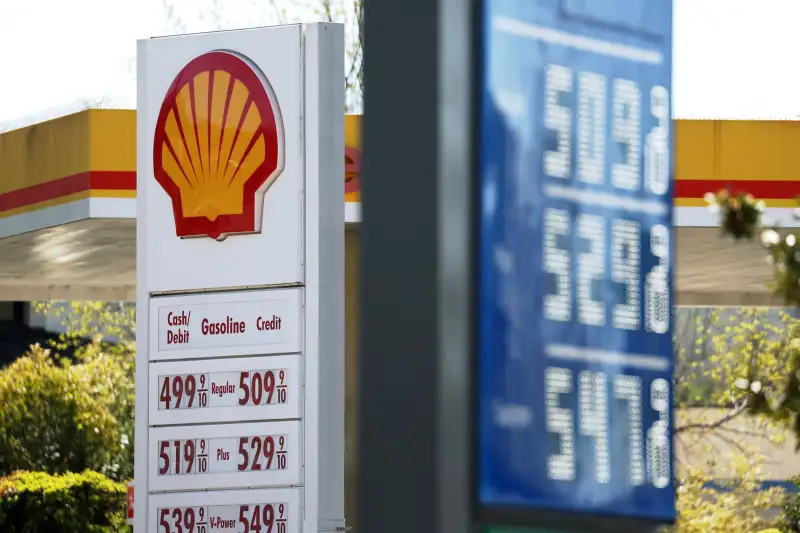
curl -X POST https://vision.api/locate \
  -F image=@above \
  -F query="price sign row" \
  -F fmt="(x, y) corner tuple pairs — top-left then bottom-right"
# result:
(149, 421), (301, 492)
(158, 435), (289, 476)
(149, 355), (301, 425)
(156, 503), (288, 533)
(158, 369), (289, 410)
(149, 489), (300, 533)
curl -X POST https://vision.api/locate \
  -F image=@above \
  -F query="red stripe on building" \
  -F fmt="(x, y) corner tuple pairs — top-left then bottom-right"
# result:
(0, 171), (136, 211)
(675, 180), (800, 199)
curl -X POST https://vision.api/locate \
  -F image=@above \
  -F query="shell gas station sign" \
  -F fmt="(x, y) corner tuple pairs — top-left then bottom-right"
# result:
(134, 23), (345, 533)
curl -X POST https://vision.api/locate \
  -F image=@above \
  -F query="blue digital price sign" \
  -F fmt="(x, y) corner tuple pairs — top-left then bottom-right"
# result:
(477, 0), (675, 525)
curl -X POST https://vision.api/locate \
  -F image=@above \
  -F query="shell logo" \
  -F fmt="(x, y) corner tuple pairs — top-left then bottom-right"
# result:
(153, 51), (284, 240)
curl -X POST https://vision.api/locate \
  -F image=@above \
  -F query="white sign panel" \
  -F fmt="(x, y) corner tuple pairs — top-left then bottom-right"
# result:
(149, 355), (302, 425)
(135, 23), (345, 533)
(140, 24), (304, 293)
(149, 421), (302, 492)
(149, 488), (300, 533)
(149, 289), (303, 361)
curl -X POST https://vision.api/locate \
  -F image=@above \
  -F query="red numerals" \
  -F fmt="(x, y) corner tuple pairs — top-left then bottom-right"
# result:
(159, 441), (170, 475)
(158, 440), (208, 475)
(238, 503), (286, 533)
(185, 375), (196, 407)
(197, 439), (208, 473)
(159, 508), (170, 532)
(199, 375), (208, 406)
(238, 437), (249, 471)
(238, 370), (287, 406)
(239, 372), (250, 405)
(160, 375), (208, 409)
(157, 506), (205, 533)
(237, 436), (287, 471)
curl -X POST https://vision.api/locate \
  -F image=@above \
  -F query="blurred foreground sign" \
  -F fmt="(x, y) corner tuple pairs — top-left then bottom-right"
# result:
(477, 0), (676, 527)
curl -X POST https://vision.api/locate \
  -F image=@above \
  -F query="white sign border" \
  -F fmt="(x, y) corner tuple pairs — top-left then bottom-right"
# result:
(148, 288), (304, 361)
(148, 487), (302, 533)
(135, 23), (345, 533)
(149, 421), (303, 492)
(148, 354), (304, 425)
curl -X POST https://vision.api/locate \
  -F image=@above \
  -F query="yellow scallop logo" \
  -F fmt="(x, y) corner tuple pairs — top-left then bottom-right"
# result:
(153, 51), (284, 240)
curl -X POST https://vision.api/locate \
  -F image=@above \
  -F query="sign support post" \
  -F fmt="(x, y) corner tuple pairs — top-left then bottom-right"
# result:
(134, 23), (345, 533)
(358, 0), (478, 532)
(361, 1), (675, 532)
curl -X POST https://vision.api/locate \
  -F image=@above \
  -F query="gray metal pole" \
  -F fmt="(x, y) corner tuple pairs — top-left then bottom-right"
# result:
(358, 0), (477, 533)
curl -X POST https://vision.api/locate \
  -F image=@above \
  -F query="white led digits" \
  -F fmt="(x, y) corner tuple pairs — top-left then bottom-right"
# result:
(647, 379), (671, 488)
(645, 224), (670, 334)
(577, 214), (605, 327)
(544, 370), (670, 489)
(612, 219), (641, 331)
(539, 65), (671, 337)
(611, 79), (641, 191)
(545, 367), (575, 481)
(545, 213), (669, 334)
(577, 71), (606, 185)
(544, 64), (572, 179)
(613, 375), (645, 486)
(645, 86), (670, 196)
(579, 371), (610, 484)
(544, 208), (571, 322)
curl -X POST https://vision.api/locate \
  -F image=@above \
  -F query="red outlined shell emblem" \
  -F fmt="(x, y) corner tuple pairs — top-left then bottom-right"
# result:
(153, 50), (285, 240)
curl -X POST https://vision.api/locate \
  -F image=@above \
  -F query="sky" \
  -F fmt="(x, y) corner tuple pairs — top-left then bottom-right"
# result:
(0, 0), (358, 128)
(672, 0), (800, 120)
(0, 0), (798, 126)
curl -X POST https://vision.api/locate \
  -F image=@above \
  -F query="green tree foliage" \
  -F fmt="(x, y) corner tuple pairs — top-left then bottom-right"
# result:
(671, 457), (783, 533)
(34, 301), (136, 480)
(670, 307), (796, 532)
(1, 301), (136, 481)
(34, 301), (135, 359)
(704, 190), (800, 439)
(77, 342), (135, 481)
(778, 476), (800, 532)
(0, 344), (133, 481)
(0, 470), (127, 533)
(674, 307), (799, 411)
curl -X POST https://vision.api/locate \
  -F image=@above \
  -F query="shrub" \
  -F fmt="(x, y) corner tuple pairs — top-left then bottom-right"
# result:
(0, 470), (128, 533)
(73, 342), (135, 481)
(0, 344), (133, 481)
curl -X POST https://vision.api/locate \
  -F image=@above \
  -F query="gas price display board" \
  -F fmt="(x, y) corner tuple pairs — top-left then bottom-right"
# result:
(477, 0), (675, 527)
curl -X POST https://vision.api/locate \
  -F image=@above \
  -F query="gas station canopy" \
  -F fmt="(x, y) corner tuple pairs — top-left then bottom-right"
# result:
(0, 110), (798, 305)
(0, 110), (360, 301)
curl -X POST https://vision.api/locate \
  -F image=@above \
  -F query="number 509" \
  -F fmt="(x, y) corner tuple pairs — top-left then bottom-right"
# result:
(544, 64), (670, 195)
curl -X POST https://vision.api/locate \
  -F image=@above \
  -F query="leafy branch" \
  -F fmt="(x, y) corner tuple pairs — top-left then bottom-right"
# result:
(705, 187), (800, 440)
(675, 400), (749, 434)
